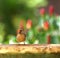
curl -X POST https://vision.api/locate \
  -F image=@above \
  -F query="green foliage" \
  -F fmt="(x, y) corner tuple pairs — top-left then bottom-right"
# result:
(0, 0), (48, 44)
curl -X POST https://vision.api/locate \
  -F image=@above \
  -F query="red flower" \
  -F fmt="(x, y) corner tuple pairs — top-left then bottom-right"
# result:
(43, 21), (49, 30)
(26, 19), (32, 29)
(47, 35), (51, 44)
(39, 8), (45, 16)
(49, 5), (54, 16)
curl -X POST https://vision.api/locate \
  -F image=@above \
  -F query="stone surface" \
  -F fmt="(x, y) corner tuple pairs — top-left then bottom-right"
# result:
(0, 44), (60, 54)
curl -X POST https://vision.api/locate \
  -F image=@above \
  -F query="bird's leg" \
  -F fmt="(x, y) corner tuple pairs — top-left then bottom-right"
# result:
(16, 42), (20, 46)
(24, 41), (25, 45)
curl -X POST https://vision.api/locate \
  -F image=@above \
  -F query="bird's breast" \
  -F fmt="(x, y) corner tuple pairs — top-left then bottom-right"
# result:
(16, 34), (25, 42)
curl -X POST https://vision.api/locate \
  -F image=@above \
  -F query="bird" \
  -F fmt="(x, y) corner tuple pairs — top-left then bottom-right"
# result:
(16, 27), (26, 44)
(16, 20), (26, 44)
(16, 19), (32, 44)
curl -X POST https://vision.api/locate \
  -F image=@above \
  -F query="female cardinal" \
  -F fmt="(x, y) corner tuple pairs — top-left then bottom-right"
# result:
(16, 19), (32, 44)
(16, 20), (26, 44)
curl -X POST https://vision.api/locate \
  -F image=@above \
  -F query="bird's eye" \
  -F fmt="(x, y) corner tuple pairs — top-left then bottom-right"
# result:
(19, 29), (23, 33)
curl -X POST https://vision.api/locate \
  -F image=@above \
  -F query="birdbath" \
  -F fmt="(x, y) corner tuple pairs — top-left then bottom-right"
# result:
(0, 44), (60, 58)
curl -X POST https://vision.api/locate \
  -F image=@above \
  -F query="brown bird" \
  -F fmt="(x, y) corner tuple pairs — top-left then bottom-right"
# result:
(16, 20), (26, 44)
(16, 29), (26, 42)
(16, 19), (32, 44)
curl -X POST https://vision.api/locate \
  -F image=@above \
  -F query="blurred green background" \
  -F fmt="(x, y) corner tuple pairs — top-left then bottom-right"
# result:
(1, 0), (60, 44)
(0, 0), (48, 44)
